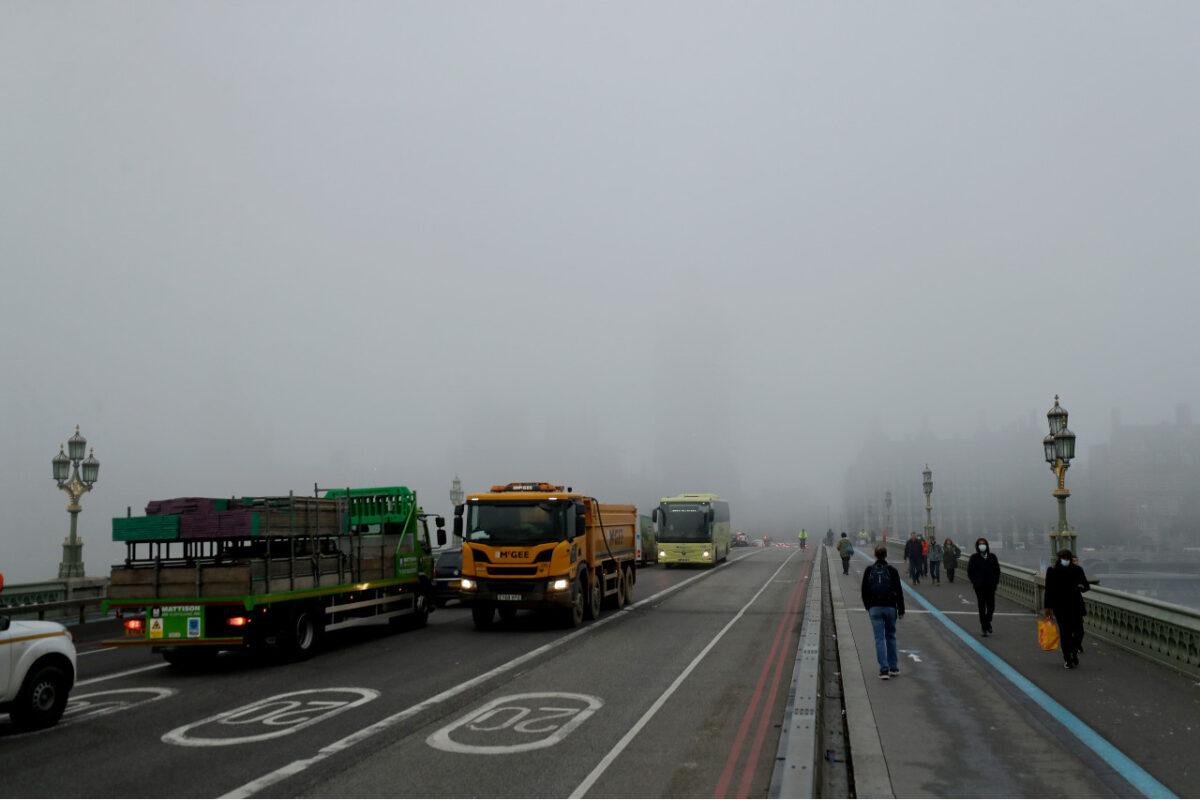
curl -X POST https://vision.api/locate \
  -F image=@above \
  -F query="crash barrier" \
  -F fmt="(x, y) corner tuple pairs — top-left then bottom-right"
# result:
(882, 540), (1200, 679)
(0, 578), (110, 624)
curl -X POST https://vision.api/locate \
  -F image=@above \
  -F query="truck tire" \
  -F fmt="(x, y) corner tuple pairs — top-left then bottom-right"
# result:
(622, 565), (634, 606)
(390, 592), (430, 631)
(162, 648), (221, 669)
(561, 576), (585, 628)
(8, 663), (70, 730)
(279, 608), (324, 660)
(609, 569), (625, 609)
(472, 603), (495, 630)
(498, 606), (518, 623)
(585, 571), (602, 621)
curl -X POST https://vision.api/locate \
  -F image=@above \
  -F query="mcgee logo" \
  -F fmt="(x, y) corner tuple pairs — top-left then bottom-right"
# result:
(497, 550), (530, 559)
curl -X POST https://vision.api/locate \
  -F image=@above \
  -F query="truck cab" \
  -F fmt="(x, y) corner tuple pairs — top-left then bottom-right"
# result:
(0, 575), (77, 729)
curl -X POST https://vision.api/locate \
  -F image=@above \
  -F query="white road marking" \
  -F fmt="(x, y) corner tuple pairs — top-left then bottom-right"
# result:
(76, 646), (118, 657)
(427, 693), (602, 754)
(219, 548), (766, 799)
(75, 663), (168, 686)
(1, 687), (177, 739)
(164, 688), (379, 747)
(568, 551), (800, 799)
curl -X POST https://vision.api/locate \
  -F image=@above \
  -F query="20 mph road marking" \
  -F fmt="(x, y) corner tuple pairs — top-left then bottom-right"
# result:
(219, 549), (762, 799)
(164, 689), (379, 747)
(427, 693), (602, 754)
(569, 550), (800, 799)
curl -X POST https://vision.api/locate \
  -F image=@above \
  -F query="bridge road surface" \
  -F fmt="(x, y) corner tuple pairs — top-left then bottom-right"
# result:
(837, 550), (1198, 798)
(0, 546), (813, 799)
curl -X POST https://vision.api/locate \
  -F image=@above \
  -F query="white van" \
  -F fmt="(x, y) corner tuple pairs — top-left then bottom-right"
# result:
(0, 579), (77, 729)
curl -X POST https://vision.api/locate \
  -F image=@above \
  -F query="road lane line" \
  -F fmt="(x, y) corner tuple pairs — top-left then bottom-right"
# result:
(77, 646), (118, 656)
(852, 550), (1177, 799)
(714, 560), (807, 797)
(220, 549), (765, 799)
(735, 556), (813, 798)
(76, 663), (168, 687)
(569, 551), (800, 800)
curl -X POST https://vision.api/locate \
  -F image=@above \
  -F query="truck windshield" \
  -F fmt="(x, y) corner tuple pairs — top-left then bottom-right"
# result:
(466, 502), (564, 545)
(659, 503), (711, 542)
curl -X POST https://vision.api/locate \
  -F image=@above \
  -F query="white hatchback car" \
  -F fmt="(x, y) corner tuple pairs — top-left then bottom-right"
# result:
(0, 611), (77, 730)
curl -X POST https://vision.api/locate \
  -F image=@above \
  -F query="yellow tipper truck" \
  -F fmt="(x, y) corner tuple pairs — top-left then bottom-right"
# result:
(455, 482), (636, 629)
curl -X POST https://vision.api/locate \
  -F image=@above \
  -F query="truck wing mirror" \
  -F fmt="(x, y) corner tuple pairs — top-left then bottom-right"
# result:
(435, 516), (446, 529)
(453, 505), (464, 540)
(436, 529), (447, 547)
(651, 508), (658, 524)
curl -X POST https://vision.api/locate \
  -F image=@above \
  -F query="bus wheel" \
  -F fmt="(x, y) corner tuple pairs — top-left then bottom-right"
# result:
(622, 566), (634, 606)
(472, 603), (495, 630)
(585, 571), (602, 621)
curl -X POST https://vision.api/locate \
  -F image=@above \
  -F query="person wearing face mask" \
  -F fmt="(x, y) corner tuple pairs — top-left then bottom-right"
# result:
(942, 538), (960, 583)
(967, 537), (1001, 636)
(1043, 548), (1091, 669)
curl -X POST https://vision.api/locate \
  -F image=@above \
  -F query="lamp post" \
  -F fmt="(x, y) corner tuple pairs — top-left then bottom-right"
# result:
(884, 490), (893, 543)
(1043, 395), (1078, 558)
(53, 425), (100, 580)
(922, 465), (934, 542)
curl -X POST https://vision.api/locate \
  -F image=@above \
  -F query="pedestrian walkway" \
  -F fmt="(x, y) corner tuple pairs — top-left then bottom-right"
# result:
(826, 547), (1198, 798)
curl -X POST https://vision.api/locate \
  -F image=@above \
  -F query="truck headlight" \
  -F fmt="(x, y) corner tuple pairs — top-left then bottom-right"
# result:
(460, 578), (475, 590)
(550, 578), (569, 591)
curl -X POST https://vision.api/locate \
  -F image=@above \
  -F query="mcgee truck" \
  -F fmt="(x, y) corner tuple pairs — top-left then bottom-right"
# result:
(456, 482), (636, 629)
(103, 486), (444, 666)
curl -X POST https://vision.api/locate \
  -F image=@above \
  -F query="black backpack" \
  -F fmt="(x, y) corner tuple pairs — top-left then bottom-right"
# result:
(866, 563), (892, 603)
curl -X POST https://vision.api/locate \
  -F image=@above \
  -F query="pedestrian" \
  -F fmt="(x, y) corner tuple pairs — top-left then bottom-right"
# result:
(798, 529), (808, 550)
(826, 529), (835, 548)
(928, 537), (943, 585)
(920, 536), (930, 577)
(967, 537), (1001, 636)
(903, 532), (923, 585)
(942, 538), (960, 583)
(837, 532), (854, 575)
(862, 544), (905, 680)
(1044, 548), (1091, 669)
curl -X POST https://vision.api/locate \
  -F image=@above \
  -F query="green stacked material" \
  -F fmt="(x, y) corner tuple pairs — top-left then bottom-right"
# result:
(113, 515), (181, 541)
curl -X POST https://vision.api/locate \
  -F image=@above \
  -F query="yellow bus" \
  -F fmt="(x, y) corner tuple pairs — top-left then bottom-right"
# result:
(652, 493), (731, 566)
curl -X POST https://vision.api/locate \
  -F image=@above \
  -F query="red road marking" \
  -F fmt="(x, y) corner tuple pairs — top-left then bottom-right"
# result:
(713, 555), (812, 798)
(735, 559), (811, 798)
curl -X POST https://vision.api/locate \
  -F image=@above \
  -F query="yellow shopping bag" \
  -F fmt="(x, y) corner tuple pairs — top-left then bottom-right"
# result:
(1038, 616), (1060, 651)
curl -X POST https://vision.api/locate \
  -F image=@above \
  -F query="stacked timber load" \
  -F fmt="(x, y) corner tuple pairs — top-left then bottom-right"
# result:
(113, 495), (347, 543)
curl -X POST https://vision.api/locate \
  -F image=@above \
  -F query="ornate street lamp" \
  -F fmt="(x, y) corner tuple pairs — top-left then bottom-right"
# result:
(52, 425), (99, 579)
(1043, 395), (1077, 558)
(884, 490), (893, 543)
(922, 465), (935, 542)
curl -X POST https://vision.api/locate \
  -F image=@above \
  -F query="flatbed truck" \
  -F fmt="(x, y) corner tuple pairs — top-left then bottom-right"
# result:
(102, 486), (444, 665)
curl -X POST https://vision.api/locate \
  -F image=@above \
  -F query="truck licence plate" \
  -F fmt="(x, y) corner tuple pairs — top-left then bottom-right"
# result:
(497, 594), (522, 602)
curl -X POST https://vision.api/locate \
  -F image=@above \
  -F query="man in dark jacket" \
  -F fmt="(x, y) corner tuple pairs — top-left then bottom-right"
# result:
(903, 532), (923, 585)
(967, 536), (1001, 636)
(1044, 548), (1091, 669)
(862, 544), (905, 679)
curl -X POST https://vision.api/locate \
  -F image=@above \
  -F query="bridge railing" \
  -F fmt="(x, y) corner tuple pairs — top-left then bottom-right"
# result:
(0, 577), (110, 625)
(880, 540), (1200, 678)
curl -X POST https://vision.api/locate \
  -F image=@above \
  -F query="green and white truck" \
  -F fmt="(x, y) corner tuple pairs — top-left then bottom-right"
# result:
(102, 486), (445, 666)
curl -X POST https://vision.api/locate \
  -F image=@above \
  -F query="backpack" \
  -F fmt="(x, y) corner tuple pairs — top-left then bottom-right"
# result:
(866, 563), (892, 603)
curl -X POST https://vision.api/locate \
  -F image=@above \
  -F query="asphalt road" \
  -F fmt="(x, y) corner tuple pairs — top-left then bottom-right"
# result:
(0, 546), (814, 799)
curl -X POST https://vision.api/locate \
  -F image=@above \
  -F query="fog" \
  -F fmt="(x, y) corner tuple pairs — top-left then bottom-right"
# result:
(2, 3), (1199, 585)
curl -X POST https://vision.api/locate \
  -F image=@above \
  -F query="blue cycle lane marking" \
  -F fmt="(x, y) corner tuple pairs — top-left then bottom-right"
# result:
(850, 549), (1177, 800)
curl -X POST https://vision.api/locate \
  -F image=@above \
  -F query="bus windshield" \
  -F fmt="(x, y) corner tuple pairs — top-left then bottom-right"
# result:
(659, 503), (711, 542)
(466, 502), (564, 546)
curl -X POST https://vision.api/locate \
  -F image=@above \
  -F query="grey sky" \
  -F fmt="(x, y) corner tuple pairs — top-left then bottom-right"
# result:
(2, 3), (1197, 581)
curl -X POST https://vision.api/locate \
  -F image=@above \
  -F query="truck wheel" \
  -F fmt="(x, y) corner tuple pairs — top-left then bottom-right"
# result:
(391, 592), (430, 631)
(472, 603), (495, 630)
(561, 577), (585, 628)
(280, 608), (324, 660)
(498, 606), (518, 623)
(9, 664), (70, 730)
(609, 570), (625, 609)
(622, 566), (634, 606)
(585, 571), (602, 621)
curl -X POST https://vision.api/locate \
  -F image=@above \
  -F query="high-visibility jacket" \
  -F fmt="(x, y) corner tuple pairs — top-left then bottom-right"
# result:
(798, 530), (807, 541)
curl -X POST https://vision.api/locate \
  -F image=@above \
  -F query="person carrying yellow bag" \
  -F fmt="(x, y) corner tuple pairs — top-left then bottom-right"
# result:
(1043, 548), (1092, 669)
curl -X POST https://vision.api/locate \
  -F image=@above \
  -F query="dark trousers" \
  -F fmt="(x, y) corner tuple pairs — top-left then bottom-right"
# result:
(1055, 611), (1085, 661)
(945, 564), (956, 583)
(929, 560), (941, 581)
(974, 585), (996, 631)
(908, 559), (921, 583)
(841, 556), (851, 575)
